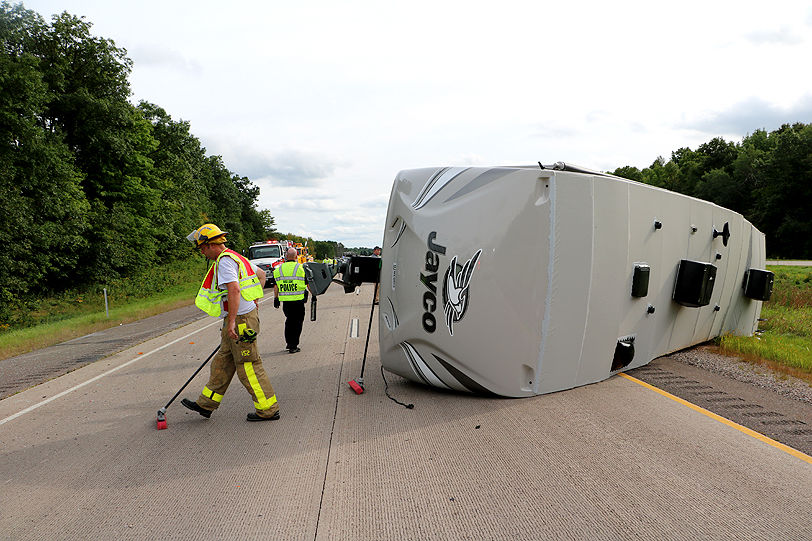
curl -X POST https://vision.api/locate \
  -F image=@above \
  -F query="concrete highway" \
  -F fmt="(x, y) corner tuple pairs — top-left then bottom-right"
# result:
(1, 285), (810, 540)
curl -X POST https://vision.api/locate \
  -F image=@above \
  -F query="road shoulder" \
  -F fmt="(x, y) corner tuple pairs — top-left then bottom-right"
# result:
(630, 346), (812, 455)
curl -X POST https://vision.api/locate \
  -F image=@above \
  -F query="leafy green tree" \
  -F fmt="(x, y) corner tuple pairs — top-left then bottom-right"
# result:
(230, 174), (264, 250)
(0, 2), (90, 308)
(0, 3), (282, 312)
(312, 240), (339, 260)
(138, 101), (216, 259)
(697, 137), (738, 174)
(694, 168), (740, 211)
(137, 102), (275, 257)
(29, 11), (162, 281)
(752, 123), (812, 257)
(258, 209), (277, 238)
(638, 156), (681, 192)
(670, 146), (703, 194)
(611, 165), (642, 182)
(730, 129), (771, 216)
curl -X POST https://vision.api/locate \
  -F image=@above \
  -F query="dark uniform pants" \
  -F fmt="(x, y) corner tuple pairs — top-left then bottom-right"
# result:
(197, 308), (279, 418)
(282, 299), (305, 348)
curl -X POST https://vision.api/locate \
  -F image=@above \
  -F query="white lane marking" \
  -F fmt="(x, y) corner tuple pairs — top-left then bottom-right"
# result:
(0, 319), (220, 426)
(350, 318), (359, 338)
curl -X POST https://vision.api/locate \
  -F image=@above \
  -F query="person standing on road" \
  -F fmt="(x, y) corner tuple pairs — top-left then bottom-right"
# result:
(372, 246), (382, 303)
(273, 247), (314, 353)
(181, 223), (281, 422)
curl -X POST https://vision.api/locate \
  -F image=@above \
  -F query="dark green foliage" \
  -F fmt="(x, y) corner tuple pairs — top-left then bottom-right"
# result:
(311, 240), (340, 260)
(1, 2), (90, 313)
(273, 233), (342, 260)
(750, 124), (812, 258)
(612, 124), (812, 258)
(0, 2), (276, 315)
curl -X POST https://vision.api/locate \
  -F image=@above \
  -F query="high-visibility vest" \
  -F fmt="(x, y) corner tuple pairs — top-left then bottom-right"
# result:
(195, 249), (264, 317)
(273, 261), (307, 301)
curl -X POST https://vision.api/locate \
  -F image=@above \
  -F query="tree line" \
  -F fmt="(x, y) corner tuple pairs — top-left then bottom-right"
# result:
(610, 123), (812, 259)
(1, 2), (283, 310)
(270, 232), (345, 260)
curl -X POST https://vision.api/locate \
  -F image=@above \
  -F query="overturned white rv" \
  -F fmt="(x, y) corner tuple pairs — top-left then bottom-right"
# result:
(378, 163), (773, 397)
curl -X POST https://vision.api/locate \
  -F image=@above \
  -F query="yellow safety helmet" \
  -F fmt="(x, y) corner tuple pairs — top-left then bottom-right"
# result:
(186, 223), (227, 246)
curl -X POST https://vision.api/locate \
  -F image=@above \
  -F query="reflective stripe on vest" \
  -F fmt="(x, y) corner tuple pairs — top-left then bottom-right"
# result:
(273, 261), (306, 301)
(195, 249), (264, 316)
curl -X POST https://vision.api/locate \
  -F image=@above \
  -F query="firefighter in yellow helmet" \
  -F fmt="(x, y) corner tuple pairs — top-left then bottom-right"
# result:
(181, 223), (280, 422)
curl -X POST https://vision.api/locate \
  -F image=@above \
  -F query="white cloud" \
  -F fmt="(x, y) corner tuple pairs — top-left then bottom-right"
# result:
(236, 149), (345, 187)
(744, 28), (804, 46)
(679, 94), (812, 137)
(129, 46), (202, 73)
(275, 199), (343, 211)
(357, 194), (390, 209)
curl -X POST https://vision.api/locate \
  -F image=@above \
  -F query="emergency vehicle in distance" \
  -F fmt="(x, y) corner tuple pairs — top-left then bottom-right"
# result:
(292, 242), (315, 264)
(246, 240), (291, 286)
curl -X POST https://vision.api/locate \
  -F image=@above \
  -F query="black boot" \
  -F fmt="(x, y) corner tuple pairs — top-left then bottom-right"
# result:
(247, 411), (280, 422)
(181, 398), (212, 418)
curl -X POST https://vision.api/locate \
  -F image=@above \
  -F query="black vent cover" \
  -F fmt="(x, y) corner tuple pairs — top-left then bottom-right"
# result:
(631, 264), (650, 297)
(743, 269), (774, 301)
(673, 260), (717, 307)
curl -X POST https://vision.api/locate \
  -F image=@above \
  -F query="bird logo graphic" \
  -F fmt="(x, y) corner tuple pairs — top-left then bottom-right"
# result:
(442, 249), (482, 336)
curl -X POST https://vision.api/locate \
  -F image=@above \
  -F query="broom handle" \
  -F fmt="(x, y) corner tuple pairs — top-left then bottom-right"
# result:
(359, 282), (378, 379)
(163, 345), (220, 409)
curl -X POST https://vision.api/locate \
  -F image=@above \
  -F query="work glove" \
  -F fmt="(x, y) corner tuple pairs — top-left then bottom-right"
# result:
(274, 298), (280, 309)
(240, 328), (257, 343)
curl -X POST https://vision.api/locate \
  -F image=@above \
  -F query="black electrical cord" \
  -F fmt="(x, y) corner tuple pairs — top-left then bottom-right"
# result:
(381, 365), (414, 409)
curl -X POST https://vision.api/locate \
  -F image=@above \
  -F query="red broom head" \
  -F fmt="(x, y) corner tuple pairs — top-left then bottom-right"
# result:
(348, 380), (364, 394)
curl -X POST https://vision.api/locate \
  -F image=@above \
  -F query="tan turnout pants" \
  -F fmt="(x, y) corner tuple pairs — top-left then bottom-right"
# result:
(196, 308), (279, 418)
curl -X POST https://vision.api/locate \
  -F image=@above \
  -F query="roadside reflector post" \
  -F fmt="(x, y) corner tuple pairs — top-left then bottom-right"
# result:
(104, 288), (109, 318)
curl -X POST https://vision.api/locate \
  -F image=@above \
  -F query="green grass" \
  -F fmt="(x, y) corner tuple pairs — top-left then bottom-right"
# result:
(719, 265), (812, 382)
(0, 257), (205, 361)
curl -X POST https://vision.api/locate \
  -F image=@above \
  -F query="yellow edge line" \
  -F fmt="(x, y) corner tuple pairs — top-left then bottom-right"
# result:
(619, 373), (812, 465)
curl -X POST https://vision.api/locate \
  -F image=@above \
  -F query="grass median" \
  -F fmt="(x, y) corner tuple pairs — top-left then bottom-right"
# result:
(720, 265), (812, 384)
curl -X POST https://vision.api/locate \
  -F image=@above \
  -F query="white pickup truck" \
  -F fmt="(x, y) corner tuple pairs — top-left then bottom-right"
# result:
(246, 241), (288, 287)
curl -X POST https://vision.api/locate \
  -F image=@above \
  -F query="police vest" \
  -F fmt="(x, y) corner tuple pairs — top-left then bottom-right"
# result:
(195, 249), (264, 317)
(273, 261), (307, 301)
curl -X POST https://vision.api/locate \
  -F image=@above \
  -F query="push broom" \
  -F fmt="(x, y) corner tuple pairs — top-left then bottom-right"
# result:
(348, 282), (378, 394)
(157, 345), (219, 430)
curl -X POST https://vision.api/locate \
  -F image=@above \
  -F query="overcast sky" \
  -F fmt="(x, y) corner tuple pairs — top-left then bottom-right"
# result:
(23, 1), (812, 247)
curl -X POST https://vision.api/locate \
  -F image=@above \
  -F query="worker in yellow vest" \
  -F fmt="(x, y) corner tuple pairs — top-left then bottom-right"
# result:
(181, 223), (280, 422)
(273, 247), (314, 353)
